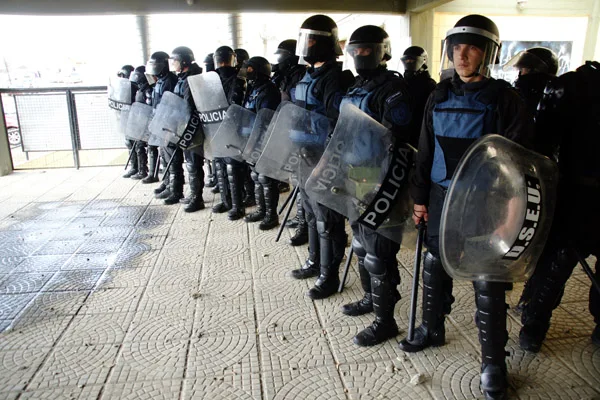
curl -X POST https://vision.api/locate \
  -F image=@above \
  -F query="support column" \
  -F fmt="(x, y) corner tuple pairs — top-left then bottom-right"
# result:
(229, 13), (242, 50)
(0, 96), (13, 176)
(583, 0), (600, 62)
(137, 15), (150, 65)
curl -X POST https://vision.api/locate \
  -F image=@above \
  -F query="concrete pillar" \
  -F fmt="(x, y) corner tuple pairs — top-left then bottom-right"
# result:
(0, 97), (13, 176)
(584, 0), (600, 62)
(409, 9), (436, 79)
(137, 15), (150, 64)
(229, 13), (242, 50)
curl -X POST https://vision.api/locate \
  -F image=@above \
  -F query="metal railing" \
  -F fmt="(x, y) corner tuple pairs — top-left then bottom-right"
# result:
(1, 86), (127, 169)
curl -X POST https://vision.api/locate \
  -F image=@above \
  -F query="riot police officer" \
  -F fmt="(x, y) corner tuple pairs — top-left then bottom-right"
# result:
(129, 66), (151, 180)
(290, 14), (355, 300)
(242, 56), (282, 230)
(120, 65), (139, 178)
(400, 46), (436, 147)
(170, 46), (205, 211)
(518, 61), (600, 352)
(118, 65), (135, 79)
(270, 39), (310, 245)
(203, 52), (218, 190)
(212, 46), (247, 219)
(142, 51), (178, 196)
(339, 25), (413, 346)
(234, 48), (250, 71)
(398, 15), (533, 400)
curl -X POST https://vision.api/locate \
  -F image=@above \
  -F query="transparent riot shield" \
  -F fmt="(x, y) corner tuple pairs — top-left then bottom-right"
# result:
(187, 72), (229, 159)
(147, 92), (190, 147)
(255, 102), (331, 183)
(243, 108), (276, 166)
(209, 104), (256, 161)
(126, 102), (153, 142)
(108, 76), (132, 139)
(305, 103), (414, 244)
(440, 134), (559, 282)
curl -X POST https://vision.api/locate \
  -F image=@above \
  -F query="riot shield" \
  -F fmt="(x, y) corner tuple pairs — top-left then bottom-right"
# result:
(187, 72), (229, 159)
(255, 102), (331, 183)
(126, 102), (153, 142)
(147, 92), (190, 147)
(242, 107), (276, 166)
(209, 104), (256, 161)
(108, 76), (132, 139)
(305, 103), (414, 244)
(439, 134), (558, 282)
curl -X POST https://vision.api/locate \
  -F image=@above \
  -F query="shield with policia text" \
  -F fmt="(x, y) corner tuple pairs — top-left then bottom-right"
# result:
(108, 76), (132, 139)
(209, 104), (256, 161)
(255, 101), (331, 184)
(148, 92), (190, 147)
(125, 102), (153, 142)
(187, 71), (229, 159)
(242, 107), (276, 166)
(305, 103), (414, 244)
(439, 134), (559, 282)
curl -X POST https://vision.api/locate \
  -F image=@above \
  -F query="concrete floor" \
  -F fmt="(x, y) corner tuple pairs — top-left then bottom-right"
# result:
(0, 166), (598, 400)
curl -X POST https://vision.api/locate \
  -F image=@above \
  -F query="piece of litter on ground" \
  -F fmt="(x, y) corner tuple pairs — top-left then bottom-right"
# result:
(410, 373), (426, 386)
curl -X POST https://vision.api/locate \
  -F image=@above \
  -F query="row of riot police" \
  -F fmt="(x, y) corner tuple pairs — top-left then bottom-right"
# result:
(108, 12), (600, 400)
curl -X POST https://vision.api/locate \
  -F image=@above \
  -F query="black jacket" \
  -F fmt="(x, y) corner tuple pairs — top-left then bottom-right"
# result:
(216, 66), (246, 106)
(151, 72), (178, 108)
(244, 78), (281, 113)
(174, 63), (203, 112)
(404, 70), (436, 148)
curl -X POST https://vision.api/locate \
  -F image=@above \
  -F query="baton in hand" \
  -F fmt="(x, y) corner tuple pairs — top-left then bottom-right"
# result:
(124, 140), (138, 170)
(408, 219), (427, 342)
(338, 248), (354, 293)
(276, 186), (299, 242)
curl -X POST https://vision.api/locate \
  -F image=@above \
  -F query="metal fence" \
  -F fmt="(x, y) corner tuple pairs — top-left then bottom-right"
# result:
(1, 86), (127, 169)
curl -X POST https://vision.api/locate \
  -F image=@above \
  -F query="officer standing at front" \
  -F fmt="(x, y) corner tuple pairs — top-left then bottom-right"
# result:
(398, 15), (533, 400)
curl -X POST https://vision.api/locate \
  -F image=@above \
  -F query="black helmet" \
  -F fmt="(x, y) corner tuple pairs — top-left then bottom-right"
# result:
(234, 49), (250, 67)
(244, 56), (272, 81)
(214, 46), (236, 67)
(401, 46), (428, 73)
(146, 51), (170, 76)
(118, 65), (134, 78)
(346, 25), (391, 74)
(441, 14), (501, 78)
(275, 39), (298, 64)
(297, 14), (343, 65)
(204, 53), (215, 72)
(170, 46), (195, 69)
(129, 65), (148, 86)
(503, 47), (559, 76)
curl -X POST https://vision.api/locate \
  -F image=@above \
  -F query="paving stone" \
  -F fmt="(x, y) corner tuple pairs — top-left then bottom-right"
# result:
(33, 240), (84, 256)
(61, 253), (115, 271)
(545, 338), (600, 389)
(0, 316), (72, 351)
(0, 272), (55, 295)
(0, 293), (35, 319)
(18, 291), (89, 319)
(183, 376), (260, 400)
(0, 347), (51, 392)
(27, 343), (120, 390)
(58, 312), (134, 347)
(76, 238), (125, 254)
(97, 267), (154, 289)
(12, 255), (71, 273)
(42, 270), (104, 292)
(79, 287), (144, 315)
(101, 380), (182, 400)
(202, 253), (253, 282)
(261, 365), (346, 400)
(16, 384), (103, 400)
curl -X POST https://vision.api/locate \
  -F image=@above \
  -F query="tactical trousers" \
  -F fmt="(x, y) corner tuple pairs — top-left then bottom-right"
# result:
(350, 222), (401, 287)
(184, 150), (205, 196)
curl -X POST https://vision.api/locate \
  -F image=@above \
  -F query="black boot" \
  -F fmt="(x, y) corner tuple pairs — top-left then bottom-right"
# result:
(342, 259), (373, 316)
(153, 183), (167, 195)
(259, 177), (279, 231)
(288, 197), (308, 246)
(399, 252), (451, 352)
(307, 233), (343, 300)
(206, 160), (218, 187)
(227, 162), (245, 220)
(155, 170), (172, 199)
(131, 145), (148, 180)
(164, 153), (184, 205)
(520, 248), (577, 353)
(244, 170), (264, 223)
(212, 159), (231, 213)
(353, 271), (399, 346)
(142, 146), (159, 184)
(184, 171), (205, 212)
(474, 281), (510, 400)
(242, 166), (256, 207)
(123, 166), (138, 178)
(123, 141), (138, 177)
(291, 225), (320, 279)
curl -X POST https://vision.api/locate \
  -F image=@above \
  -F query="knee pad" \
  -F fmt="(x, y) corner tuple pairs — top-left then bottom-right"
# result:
(422, 252), (444, 287)
(251, 170), (260, 183)
(364, 253), (386, 276)
(351, 237), (367, 259)
(316, 220), (329, 239)
(474, 281), (509, 310)
(258, 174), (270, 185)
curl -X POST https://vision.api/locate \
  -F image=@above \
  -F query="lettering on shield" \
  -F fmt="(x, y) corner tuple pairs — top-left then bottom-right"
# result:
(357, 144), (413, 230)
(108, 99), (131, 111)
(503, 175), (542, 260)
(177, 110), (203, 150)
(200, 108), (227, 124)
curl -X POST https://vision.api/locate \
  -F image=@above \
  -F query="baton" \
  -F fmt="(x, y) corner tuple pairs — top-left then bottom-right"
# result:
(574, 249), (600, 296)
(124, 140), (138, 170)
(161, 148), (179, 182)
(278, 185), (295, 215)
(153, 149), (161, 179)
(207, 159), (213, 175)
(338, 248), (354, 293)
(408, 219), (427, 342)
(276, 186), (299, 242)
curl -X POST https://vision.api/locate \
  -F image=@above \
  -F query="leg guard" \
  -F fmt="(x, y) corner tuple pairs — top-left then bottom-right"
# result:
(291, 219), (320, 280)
(342, 238), (373, 316)
(212, 159), (231, 213)
(131, 141), (148, 179)
(226, 161), (245, 220)
(259, 176), (279, 230)
(244, 169), (265, 223)
(142, 145), (159, 184)
(289, 192), (308, 246)
(242, 164), (256, 207)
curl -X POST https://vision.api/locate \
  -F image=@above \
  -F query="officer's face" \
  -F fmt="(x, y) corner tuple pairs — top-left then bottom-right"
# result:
(518, 67), (532, 76)
(170, 59), (182, 73)
(453, 44), (484, 81)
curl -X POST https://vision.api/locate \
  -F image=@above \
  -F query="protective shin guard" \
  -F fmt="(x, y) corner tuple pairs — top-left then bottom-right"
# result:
(142, 146), (159, 184)
(307, 229), (341, 300)
(227, 163), (245, 220)
(342, 239), (373, 316)
(288, 196), (308, 246)
(212, 160), (231, 213)
(259, 177), (279, 230)
(184, 171), (205, 212)
(398, 252), (449, 352)
(291, 225), (320, 279)
(244, 170), (264, 223)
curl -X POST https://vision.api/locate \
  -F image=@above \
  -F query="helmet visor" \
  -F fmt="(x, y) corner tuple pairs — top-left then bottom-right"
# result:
(401, 55), (425, 72)
(440, 34), (499, 79)
(345, 42), (386, 71)
(296, 28), (343, 63)
(502, 51), (549, 74)
(145, 59), (168, 76)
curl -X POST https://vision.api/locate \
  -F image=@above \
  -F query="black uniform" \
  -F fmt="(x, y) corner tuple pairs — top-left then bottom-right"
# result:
(403, 69), (436, 148)
(243, 76), (282, 229)
(123, 82), (140, 177)
(130, 80), (153, 179)
(519, 61), (600, 351)
(212, 66), (247, 218)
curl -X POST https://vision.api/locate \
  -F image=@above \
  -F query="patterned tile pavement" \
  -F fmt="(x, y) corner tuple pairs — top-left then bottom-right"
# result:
(0, 166), (598, 399)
